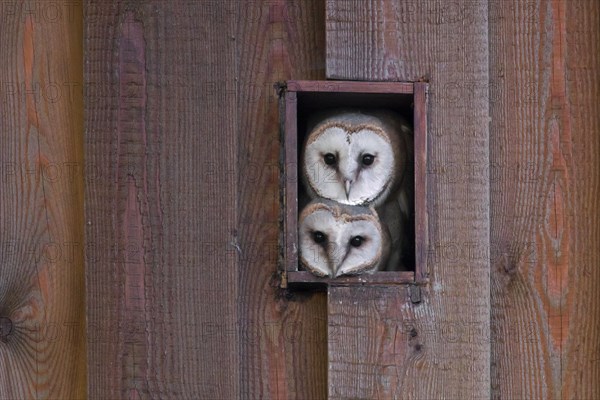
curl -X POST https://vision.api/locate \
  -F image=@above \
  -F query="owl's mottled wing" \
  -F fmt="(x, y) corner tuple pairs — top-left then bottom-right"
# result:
(377, 123), (414, 271)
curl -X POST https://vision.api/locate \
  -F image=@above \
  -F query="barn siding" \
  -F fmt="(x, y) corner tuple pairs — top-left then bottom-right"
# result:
(85, 2), (240, 398)
(235, 1), (328, 398)
(489, 1), (600, 399)
(326, 1), (491, 398)
(85, 1), (328, 398)
(0, 0), (598, 399)
(0, 2), (86, 399)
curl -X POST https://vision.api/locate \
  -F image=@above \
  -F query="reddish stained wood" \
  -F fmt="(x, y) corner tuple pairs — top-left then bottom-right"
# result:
(287, 80), (414, 93)
(283, 90), (298, 282)
(546, 119), (570, 347)
(327, 286), (414, 400)
(237, 1), (328, 398)
(489, 1), (600, 399)
(287, 271), (414, 286)
(560, 3), (600, 398)
(86, 1), (328, 398)
(0, 5), (86, 399)
(413, 82), (429, 283)
(86, 2), (239, 398)
(325, 1), (423, 82)
(118, 15), (150, 392)
(326, 1), (491, 398)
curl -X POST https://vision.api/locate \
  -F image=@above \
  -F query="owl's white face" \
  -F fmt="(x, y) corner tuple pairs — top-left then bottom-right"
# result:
(302, 112), (407, 207)
(299, 202), (388, 277)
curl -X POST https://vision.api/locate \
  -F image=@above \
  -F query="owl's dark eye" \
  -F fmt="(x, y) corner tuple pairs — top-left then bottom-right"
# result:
(362, 154), (375, 166)
(324, 153), (337, 166)
(312, 231), (327, 244)
(350, 236), (364, 247)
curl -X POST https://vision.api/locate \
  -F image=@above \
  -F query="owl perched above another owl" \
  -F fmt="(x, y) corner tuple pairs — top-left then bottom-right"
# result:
(301, 109), (413, 210)
(300, 109), (414, 273)
(298, 199), (390, 278)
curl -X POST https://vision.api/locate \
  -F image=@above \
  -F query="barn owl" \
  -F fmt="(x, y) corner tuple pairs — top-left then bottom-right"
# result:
(301, 109), (414, 271)
(298, 199), (390, 277)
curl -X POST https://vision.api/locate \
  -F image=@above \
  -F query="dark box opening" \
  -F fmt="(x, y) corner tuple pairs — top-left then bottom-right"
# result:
(296, 91), (415, 273)
(281, 80), (428, 287)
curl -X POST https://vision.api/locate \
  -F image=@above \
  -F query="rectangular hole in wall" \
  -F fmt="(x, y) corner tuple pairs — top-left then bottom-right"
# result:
(280, 80), (428, 287)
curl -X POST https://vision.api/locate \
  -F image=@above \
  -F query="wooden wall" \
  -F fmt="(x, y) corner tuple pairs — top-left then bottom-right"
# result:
(0, 0), (598, 399)
(489, 1), (600, 398)
(0, 2), (86, 399)
(84, 1), (327, 398)
(326, 1), (491, 398)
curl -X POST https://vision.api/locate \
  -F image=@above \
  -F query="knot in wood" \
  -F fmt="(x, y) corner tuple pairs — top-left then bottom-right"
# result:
(0, 316), (13, 342)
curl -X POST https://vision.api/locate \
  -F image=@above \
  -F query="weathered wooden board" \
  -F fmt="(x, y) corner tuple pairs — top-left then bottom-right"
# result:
(85, 2), (239, 398)
(327, 286), (416, 399)
(236, 1), (328, 398)
(86, 1), (328, 398)
(489, 1), (600, 398)
(0, 2), (86, 399)
(326, 1), (491, 398)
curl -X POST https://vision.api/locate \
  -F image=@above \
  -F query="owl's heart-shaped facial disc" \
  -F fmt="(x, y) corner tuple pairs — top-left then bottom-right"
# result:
(302, 110), (411, 208)
(298, 200), (390, 278)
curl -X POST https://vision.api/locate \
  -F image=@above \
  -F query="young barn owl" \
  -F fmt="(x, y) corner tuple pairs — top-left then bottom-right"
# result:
(301, 109), (414, 271)
(298, 199), (390, 278)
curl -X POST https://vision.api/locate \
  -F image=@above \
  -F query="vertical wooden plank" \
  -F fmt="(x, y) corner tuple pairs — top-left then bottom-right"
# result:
(489, 1), (600, 398)
(0, 2), (86, 399)
(85, 2), (238, 398)
(327, 286), (414, 399)
(283, 90), (298, 279)
(414, 82), (429, 283)
(326, 1), (490, 398)
(562, 3), (600, 396)
(236, 0), (328, 398)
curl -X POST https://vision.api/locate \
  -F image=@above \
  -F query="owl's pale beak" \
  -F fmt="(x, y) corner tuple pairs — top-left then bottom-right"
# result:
(344, 179), (352, 199)
(328, 241), (348, 277)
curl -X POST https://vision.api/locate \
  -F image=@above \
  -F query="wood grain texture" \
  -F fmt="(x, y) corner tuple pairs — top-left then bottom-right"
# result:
(287, 80), (414, 93)
(85, 2), (239, 398)
(86, 1), (328, 398)
(236, 1), (328, 398)
(489, 1), (600, 398)
(283, 87), (299, 284)
(413, 82), (429, 283)
(287, 271), (414, 286)
(326, 1), (491, 398)
(327, 286), (414, 399)
(0, 3), (86, 399)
